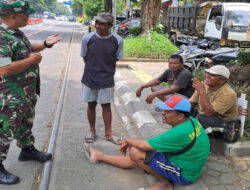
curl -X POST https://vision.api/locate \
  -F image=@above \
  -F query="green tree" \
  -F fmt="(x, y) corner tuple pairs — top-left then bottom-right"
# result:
(73, 0), (104, 18)
(71, 1), (83, 16)
(140, 0), (161, 31)
(104, 0), (112, 13)
(84, 0), (104, 18)
(116, 0), (126, 16)
(54, 3), (70, 15)
(126, 0), (161, 32)
(44, 0), (57, 12)
(44, 0), (56, 7)
(27, 0), (47, 13)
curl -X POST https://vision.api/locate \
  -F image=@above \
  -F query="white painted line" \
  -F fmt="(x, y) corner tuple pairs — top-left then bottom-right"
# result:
(132, 111), (157, 128)
(121, 92), (140, 105)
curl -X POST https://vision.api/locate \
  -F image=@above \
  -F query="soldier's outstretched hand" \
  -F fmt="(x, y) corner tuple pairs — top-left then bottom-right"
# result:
(45, 34), (63, 47)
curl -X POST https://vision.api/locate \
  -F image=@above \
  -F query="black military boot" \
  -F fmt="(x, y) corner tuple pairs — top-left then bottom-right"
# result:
(18, 146), (52, 163)
(0, 162), (19, 185)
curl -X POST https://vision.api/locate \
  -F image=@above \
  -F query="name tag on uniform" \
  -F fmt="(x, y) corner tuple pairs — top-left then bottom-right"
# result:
(0, 57), (12, 67)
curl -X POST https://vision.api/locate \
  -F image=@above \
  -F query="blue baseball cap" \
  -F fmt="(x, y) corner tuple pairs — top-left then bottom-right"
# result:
(156, 95), (191, 112)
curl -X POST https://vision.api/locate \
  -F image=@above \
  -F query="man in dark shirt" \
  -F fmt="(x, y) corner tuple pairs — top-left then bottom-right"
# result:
(136, 54), (194, 105)
(80, 12), (123, 145)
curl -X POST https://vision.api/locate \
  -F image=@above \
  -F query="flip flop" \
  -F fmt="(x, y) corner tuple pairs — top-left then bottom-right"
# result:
(83, 144), (98, 164)
(103, 136), (122, 145)
(85, 133), (97, 143)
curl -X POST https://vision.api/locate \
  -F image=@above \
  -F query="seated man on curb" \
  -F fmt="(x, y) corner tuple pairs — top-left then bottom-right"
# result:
(136, 54), (194, 106)
(189, 65), (238, 133)
(84, 96), (210, 190)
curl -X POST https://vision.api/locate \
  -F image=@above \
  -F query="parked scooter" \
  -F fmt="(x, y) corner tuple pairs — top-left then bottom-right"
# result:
(175, 39), (239, 72)
(175, 39), (207, 72)
(203, 48), (239, 66)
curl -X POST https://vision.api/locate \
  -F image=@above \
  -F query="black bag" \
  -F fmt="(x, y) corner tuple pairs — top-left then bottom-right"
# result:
(222, 119), (241, 143)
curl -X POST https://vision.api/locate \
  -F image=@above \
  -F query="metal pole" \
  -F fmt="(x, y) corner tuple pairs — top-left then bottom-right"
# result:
(112, 0), (116, 33)
(39, 24), (75, 190)
(127, 0), (131, 18)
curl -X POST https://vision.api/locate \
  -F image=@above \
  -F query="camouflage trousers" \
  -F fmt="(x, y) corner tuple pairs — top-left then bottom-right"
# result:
(0, 99), (37, 162)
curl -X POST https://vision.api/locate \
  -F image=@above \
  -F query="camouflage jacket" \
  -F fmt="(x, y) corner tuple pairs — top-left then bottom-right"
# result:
(0, 23), (38, 106)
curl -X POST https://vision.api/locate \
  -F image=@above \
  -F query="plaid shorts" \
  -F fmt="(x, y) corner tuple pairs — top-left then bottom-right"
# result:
(82, 84), (114, 104)
(144, 151), (192, 185)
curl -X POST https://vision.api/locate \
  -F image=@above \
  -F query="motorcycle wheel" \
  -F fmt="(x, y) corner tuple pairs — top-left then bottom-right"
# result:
(170, 34), (180, 46)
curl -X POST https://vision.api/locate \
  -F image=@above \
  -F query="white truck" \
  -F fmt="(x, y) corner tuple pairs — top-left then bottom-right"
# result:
(162, 2), (250, 48)
(43, 11), (49, 19)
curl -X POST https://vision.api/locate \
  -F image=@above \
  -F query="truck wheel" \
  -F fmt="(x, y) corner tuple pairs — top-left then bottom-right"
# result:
(170, 34), (179, 46)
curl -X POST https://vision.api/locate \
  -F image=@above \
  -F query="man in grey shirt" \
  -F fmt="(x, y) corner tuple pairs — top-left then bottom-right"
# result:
(136, 54), (194, 105)
(80, 12), (123, 144)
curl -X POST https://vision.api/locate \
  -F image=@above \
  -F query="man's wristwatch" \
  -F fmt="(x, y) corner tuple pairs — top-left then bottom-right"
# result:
(43, 40), (53, 48)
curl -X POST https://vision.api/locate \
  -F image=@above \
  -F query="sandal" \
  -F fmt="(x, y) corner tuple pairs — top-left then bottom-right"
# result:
(85, 133), (97, 143)
(83, 144), (98, 164)
(103, 136), (122, 145)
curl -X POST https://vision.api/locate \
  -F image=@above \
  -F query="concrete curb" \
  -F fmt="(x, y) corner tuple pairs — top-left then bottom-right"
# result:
(224, 141), (250, 157)
(114, 97), (141, 139)
(114, 71), (160, 187)
(114, 70), (250, 157)
(114, 72), (165, 140)
(118, 58), (167, 62)
(114, 71), (209, 189)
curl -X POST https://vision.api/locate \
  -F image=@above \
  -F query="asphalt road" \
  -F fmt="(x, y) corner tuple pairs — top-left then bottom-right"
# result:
(1, 20), (148, 190)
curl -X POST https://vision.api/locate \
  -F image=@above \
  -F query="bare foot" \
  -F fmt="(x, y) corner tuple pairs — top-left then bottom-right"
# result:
(84, 143), (103, 163)
(147, 181), (174, 190)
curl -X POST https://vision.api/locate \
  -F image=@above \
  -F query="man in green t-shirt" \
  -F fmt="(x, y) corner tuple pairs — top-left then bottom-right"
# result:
(84, 95), (210, 190)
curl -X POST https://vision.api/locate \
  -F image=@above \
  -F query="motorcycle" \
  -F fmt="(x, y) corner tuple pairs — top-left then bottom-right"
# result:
(175, 39), (239, 72)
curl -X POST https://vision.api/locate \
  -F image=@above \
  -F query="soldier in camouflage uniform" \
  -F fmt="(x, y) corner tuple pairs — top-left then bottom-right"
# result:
(0, 0), (62, 184)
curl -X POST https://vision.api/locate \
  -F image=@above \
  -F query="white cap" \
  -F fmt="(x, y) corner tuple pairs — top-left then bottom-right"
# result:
(205, 65), (230, 79)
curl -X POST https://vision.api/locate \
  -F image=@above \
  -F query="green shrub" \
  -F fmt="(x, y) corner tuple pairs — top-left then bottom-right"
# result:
(152, 25), (164, 34)
(193, 67), (205, 81)
(124, 31), (178, 59)
(237, 52), (250, 66)
(128, 26), (142, 37)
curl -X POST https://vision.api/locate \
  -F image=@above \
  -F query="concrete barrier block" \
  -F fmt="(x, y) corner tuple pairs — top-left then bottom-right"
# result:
(224, 142), (250, 157)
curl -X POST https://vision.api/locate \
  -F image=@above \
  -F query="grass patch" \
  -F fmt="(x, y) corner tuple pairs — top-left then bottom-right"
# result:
(124, 31), (178, 59)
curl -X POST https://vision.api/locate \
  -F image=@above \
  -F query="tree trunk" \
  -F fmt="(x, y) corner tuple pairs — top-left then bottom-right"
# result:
(104, 0), (112, 13)
(140, 0), (161, 32)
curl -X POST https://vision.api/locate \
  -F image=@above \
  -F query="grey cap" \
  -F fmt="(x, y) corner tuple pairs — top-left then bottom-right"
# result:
(205, 65), (230, 79)
(95, 12), (114, 24)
